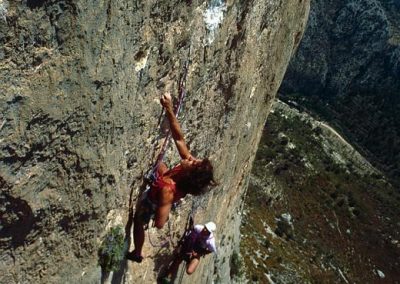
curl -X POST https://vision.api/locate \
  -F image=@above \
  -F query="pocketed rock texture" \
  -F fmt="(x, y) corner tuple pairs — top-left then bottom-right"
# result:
(0, 0), (309, 283)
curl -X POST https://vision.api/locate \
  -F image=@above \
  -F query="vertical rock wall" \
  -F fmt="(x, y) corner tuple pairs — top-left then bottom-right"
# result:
(0, 0), (309, 283)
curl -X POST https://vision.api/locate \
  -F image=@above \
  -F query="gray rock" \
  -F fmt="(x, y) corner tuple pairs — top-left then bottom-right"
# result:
(0, 0), (310, 283)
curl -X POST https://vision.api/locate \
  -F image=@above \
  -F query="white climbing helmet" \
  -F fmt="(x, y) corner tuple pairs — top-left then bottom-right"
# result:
(205, 222), (216, 233)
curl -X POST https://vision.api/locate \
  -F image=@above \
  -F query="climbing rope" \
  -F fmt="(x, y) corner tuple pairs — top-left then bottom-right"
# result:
(148, 217), (175, 248)
(176, 214), (196, 284)
(177, 252), (186, 284)
(147, 47), (191, 181)
(144, 48), (192, 249)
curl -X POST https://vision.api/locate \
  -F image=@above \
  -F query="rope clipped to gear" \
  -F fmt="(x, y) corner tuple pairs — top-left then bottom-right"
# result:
(145, 48), (191, 248)
(148, 217), (175, 248)
(146, 47), (191, 181)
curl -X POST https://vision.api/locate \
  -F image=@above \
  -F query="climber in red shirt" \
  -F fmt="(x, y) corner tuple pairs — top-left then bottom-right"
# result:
(127, 92), (215, 263)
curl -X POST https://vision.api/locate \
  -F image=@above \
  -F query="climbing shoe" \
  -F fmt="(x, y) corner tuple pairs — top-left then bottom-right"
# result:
(126, 251), (143, 263)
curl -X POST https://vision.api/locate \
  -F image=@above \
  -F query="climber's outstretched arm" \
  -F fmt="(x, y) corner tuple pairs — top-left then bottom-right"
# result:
(160, 92), (191, 160)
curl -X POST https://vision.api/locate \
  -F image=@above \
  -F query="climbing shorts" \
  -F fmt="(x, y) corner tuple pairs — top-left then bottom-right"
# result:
(135, 185), (180, 228)
(136, 189), (157, 226)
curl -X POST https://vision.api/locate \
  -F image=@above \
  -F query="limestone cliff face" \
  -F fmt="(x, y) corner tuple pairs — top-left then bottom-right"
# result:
(0, 0), (309, 283)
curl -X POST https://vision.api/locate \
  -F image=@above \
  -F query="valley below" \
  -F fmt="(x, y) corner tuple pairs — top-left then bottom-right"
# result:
(239, 100), (400, 283)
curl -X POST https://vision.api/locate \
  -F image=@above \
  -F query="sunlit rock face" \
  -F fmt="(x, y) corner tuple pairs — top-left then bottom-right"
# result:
(0, 0), (309, 283)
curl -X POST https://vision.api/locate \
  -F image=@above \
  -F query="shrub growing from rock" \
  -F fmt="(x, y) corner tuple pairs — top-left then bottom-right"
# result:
(98, 226), (125, 273)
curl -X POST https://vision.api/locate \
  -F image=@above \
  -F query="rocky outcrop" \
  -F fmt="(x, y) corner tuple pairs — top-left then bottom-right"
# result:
(281, 0), (400, 96)
(279, 0), (400, 185)
(0, 0), (309, 283)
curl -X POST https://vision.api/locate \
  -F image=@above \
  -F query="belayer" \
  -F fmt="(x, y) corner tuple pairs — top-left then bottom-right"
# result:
(127, 92), (216, 263)
(162, 221), (217, 282)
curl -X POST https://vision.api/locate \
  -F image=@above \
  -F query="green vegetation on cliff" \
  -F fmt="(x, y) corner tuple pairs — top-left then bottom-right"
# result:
(98, 226), (126, 273)
(281, 91), (400, 188)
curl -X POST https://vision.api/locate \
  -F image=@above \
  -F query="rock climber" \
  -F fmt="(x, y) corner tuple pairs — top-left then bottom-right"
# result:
(162, 221), (217, 282)
(127, 92), (216, 263)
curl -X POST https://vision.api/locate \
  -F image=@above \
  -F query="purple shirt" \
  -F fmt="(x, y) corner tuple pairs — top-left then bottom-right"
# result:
(191, 225), (217, 253)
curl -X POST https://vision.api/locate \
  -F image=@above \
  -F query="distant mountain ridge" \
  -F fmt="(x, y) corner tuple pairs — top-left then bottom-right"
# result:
(279, 0), (400, 185)
(282, 0), (400, 96)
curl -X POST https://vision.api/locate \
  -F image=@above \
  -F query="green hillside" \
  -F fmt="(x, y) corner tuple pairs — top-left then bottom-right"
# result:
(240, 100), (400, 283)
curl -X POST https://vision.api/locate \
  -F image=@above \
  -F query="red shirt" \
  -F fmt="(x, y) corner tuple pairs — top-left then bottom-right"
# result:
(148, 164), (184, 204)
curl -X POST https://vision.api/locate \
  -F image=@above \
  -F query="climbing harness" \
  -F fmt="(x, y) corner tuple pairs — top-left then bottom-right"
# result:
(142, 48), (191, 249)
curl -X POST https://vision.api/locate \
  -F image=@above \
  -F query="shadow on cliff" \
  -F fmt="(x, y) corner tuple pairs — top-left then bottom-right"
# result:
(0, 192), (35, 249)
(108, 210), (134, 283)
(108, 182), (140, 284)
(152, 244), (186, 284)
(153, 214), (196, 283)
(107, 179), (176, 283)
(153, 249), (175, 282)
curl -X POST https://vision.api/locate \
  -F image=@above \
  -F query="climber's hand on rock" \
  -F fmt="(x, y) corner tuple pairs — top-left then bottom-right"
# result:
(160, 92), (172, 108)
